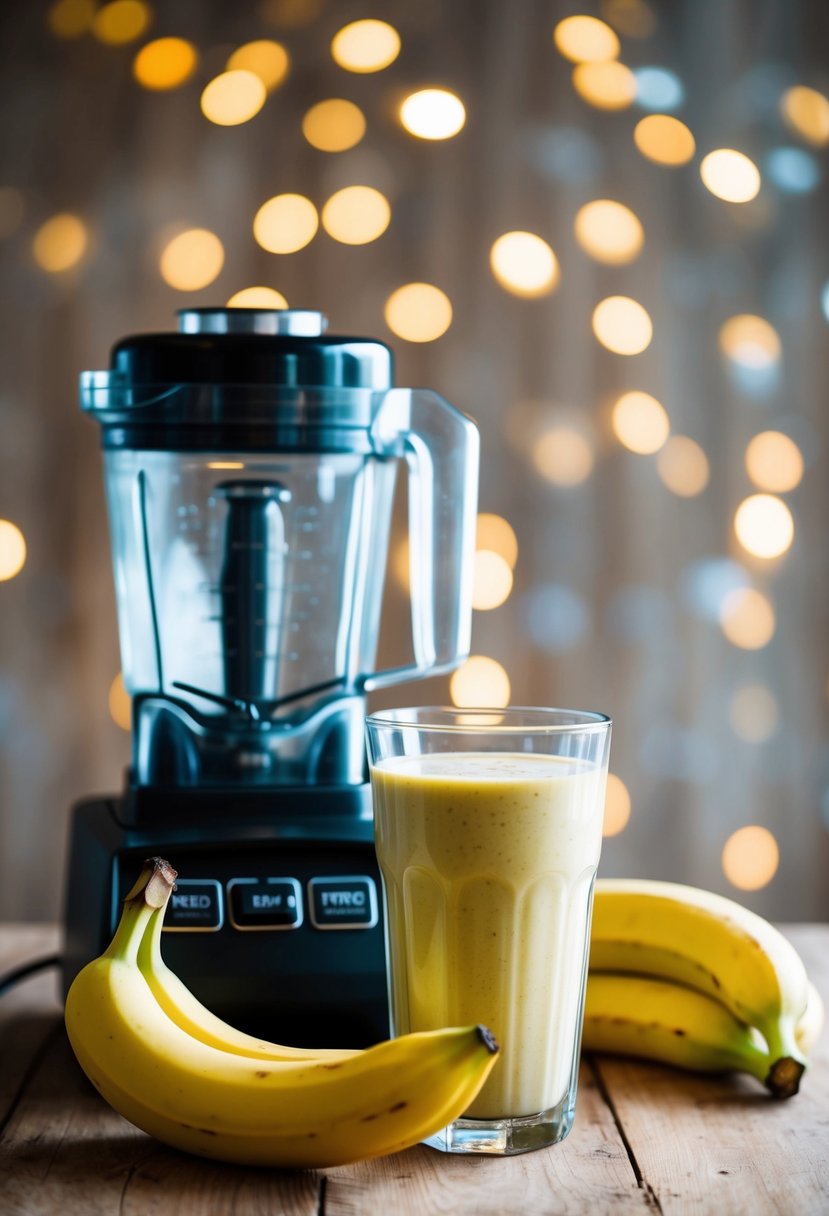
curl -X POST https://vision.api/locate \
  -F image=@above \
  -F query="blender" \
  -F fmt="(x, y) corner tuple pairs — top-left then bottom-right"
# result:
(62, 307), (479, 1046)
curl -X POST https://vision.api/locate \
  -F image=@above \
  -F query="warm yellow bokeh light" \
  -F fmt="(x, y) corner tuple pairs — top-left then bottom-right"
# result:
(47, 0), (96, 39)
(490, 231), (559, 298)
(633, 114), (696, 165)
(253, 194), (318, 254)
(399, 89), (466, 140)
(200, 70), (266, 126)
(471, 551), (514, 611)
(603, 773), (631, 837)
(600, 0), (657, 38)
(572, 60), (636, 110)
(553, 15), (619, 63)
(476, 514), (518, 569)
(532, 427), (595, 485)
(722, 825), (779, 891)
(91, 0), (151, 45)
(384, 283), (453, 343)
(734, 494), (794, 560)
(133, 38), (198, 90)
(331, 19), (400, 73)
(656, 435), (709, 496)
(227, 40), (290, 93)
(718, 314), (781, 369)
(159, 228), (224, 291)
(226, 286), (288, 309)
(700, 149), (761, 203)
(0, 520), (27, 581)
(574, 200), (644, 265)
(302, 99), (366, 152)
(32, 213), (88, 273)
(729, 684), (779, 744)
(449, 655), (511, 709)
(745, 431), (803, 493)
(108, 672), (132, 732)
(719, 588), (775, 650)
(321, 186), (390, 245)
(611, 391), (669, 454)
(780, 85), (829, 147)
(592, 296), (653, 355)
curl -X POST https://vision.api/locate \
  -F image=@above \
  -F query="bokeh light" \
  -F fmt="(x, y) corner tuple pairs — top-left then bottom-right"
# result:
(780, 85), (829, 147)
(681, 557), (750, 622)
(476, 514), (518, 569)
(108, 672), (132, 732)
(572, 61), (636, 110)
(227, 40), (290, 93)
(574, 199), (644, 264)
(449, 655), (511, 708)
(92, 1), (151, 44)
(302, 99), (366, 152)
(721, 825), (779, 890)
(226, 286), (288, 309)
(260, 0), (323, 29)
(524, 583), (590, 653)
(471, 551), (514, 611)
(603, 773), (632, 836)
(765, 147), (821, 194)
(734, 493), (794, 560)
(729, 684), (779, 744)
(600, 0), (657, 38)
(719, 587), (775, 649)
(254, 194), (318, 253)
(744, 431), (803, 493)
(32, 213), (88, 273)
(399, 89), (466, 140)
(0, 520), (26, 581)
(592, 296), (653, 355)
(489, 231), (559, 298)
(133, 38), (198, 91)
(718, 314), (781, 369)
(331, 20), (400, 73)
(700, 149), (761, 203)
(0, 187), (24, 240)
(321, 186), (390, 245)
(611, 391), (669, 454)
(159, 228), (224, 291)
(634, 66), (684, 111)
(633, 114), (695, 164)
(532, 427), (595, 485)
(553, 15), (619, 63)
(200, 70), (266, 126)
(47, 0), (96, 39)
(656, 435), (709, 496)
(384, 283), (453, 342)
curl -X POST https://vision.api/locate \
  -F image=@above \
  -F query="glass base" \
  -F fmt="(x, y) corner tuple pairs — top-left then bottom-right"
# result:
(423, 1090), (576, 1156)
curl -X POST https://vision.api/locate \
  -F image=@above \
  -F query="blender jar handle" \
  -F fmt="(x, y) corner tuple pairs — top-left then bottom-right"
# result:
(363, 388), (480, 691)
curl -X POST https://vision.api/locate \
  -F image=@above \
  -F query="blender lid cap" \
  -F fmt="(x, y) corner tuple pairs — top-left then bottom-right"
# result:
(177, 308), (328, 337)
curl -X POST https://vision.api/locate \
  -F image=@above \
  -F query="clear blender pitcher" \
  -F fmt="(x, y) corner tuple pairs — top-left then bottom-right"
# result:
(80, 308), (480, 790)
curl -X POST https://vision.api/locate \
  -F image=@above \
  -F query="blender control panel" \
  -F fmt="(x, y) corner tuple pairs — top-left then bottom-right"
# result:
(159, 873), (379, 932)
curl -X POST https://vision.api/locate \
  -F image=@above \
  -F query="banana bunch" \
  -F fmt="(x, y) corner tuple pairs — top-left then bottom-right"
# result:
(65, 858), (499, 1168)
(584, 878), (823, 1098)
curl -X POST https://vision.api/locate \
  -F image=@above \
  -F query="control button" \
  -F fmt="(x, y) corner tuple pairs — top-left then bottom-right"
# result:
(164, 879), (223, 933)
(308, 876), (379, 930)
(228, 878), (303, 930)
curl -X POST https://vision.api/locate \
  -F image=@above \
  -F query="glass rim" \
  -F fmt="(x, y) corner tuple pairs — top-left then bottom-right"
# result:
(365, 705), (612, 735)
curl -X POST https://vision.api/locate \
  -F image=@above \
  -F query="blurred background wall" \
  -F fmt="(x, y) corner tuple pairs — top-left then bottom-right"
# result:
(0, 0), (827, 923)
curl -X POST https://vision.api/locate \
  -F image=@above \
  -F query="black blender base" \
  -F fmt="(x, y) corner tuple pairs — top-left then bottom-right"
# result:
(63, 794), (391, 1048)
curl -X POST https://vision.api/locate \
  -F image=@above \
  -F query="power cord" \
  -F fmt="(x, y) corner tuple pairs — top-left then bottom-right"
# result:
(0, 954), (62, 999)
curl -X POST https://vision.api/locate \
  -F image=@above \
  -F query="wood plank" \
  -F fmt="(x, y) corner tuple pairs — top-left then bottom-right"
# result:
(0, 925), (63, 1130)
(0, 1027), (321, 1216)
(323, 1061), (651, 1215)
(591, 925), (829, 1216)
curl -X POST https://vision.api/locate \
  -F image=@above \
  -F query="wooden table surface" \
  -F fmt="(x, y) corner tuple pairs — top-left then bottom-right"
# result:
(1, 923), (827, 1215)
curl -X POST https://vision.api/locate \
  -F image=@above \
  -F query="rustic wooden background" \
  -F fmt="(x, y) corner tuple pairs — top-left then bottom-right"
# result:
(0, 0), (827, 923)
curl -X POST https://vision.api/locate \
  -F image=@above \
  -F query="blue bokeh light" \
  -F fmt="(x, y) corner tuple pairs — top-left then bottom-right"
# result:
(523, 583), (590, 653)
(765, 147), (821, 194)
(634, 67), (685, 112)
(679, 558), (751, 622)
(821, 281), (829, 325)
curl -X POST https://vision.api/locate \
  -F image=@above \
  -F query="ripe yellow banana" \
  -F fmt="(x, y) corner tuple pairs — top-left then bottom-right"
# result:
(65, 860), (500, 1168)
(589, 878), (809, 1094)
(137, 903), (353, 1063)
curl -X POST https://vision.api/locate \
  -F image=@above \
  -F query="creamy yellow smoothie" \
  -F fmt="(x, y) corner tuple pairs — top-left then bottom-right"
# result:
(372, 751), (605, 1120)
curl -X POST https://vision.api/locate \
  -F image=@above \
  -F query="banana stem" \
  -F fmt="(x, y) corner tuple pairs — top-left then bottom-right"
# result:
(104, 858), (177, 965)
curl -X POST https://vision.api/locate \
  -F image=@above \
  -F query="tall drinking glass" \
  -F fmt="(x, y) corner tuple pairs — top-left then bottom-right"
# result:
(366, 706), (611, 1156)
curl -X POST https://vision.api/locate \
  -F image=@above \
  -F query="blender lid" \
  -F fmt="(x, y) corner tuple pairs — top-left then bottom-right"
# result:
(79, 308), (395, 452)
